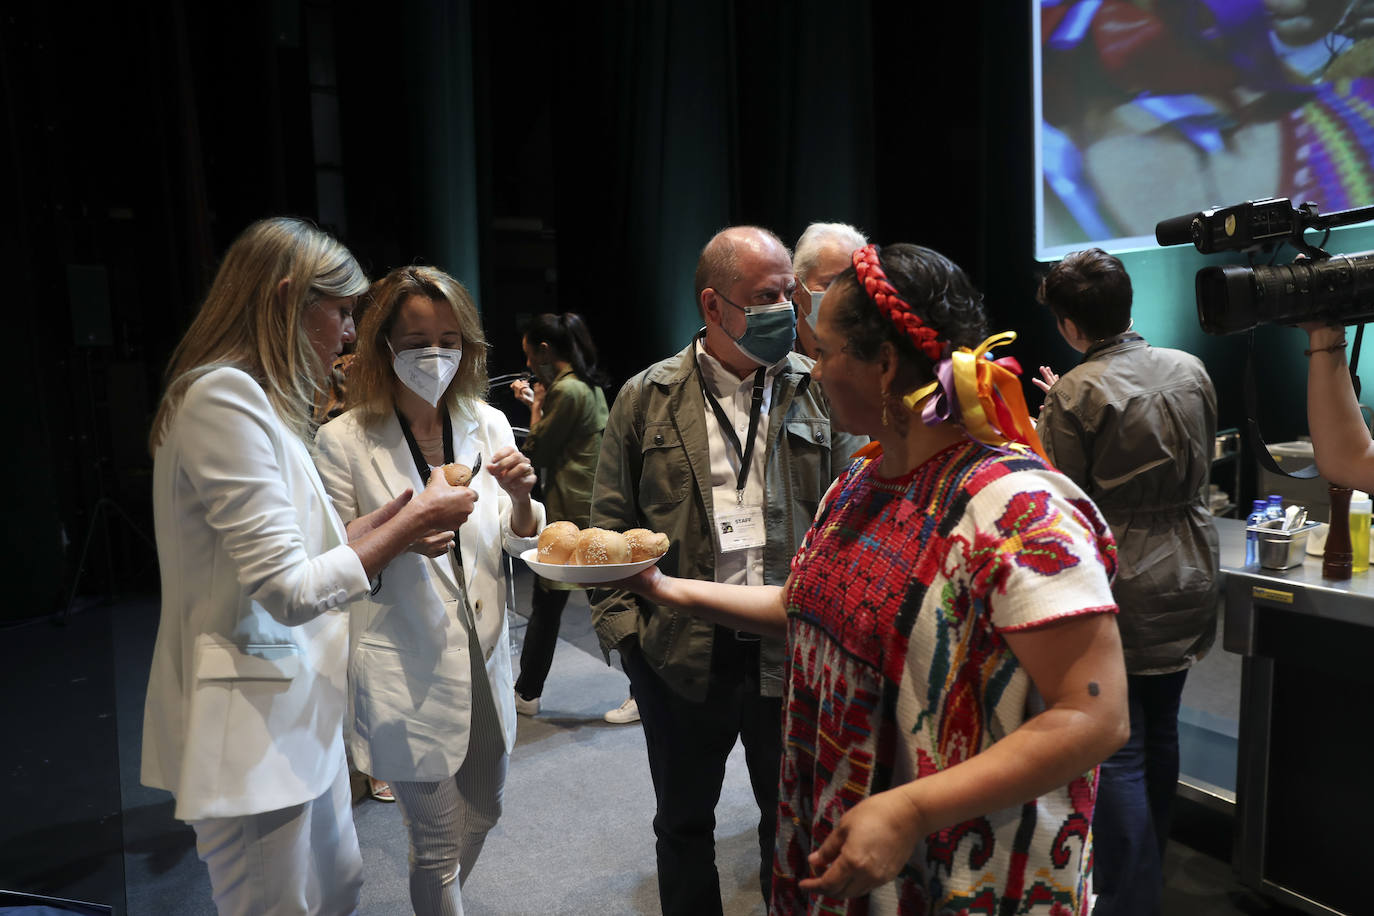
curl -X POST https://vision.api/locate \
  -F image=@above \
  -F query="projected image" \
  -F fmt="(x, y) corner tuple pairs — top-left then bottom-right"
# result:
(1035, 0), (1374, 258)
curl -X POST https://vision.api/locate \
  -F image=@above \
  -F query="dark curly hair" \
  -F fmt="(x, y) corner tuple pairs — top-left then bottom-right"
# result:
(825, 243), (988, 389)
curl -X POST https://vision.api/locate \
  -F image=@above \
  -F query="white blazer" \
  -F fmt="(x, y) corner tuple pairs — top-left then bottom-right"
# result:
(313, 400), (543, 781)
(141, 368), (371, 822)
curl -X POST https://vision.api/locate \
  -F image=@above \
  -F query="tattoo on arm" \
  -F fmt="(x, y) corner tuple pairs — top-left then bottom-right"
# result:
(1087, 682), (1100, 697)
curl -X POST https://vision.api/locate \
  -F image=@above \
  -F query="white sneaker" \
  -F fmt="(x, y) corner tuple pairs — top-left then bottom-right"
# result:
(604, 696), (639, 724)
(515, 692), (540, 716)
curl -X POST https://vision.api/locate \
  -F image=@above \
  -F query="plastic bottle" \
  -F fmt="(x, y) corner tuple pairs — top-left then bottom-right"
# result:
(1265, 494), (1284, 521)
(1350, 490), (1371, 574)
(1245, 499), (1267, 567)
(1324, 486), (1354, 580)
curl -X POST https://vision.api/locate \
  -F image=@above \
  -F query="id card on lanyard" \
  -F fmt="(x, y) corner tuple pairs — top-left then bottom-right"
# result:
(698, 351), (767, 554)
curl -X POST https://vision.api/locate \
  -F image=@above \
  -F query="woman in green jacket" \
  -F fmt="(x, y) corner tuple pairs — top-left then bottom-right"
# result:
(510, 313), (610, 714)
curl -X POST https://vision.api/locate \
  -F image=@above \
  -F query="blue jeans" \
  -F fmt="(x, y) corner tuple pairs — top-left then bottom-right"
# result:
(1092, 669), (1188, 916)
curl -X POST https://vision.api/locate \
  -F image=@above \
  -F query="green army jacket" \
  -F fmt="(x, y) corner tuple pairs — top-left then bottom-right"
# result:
(589, 339), (866, 701)
(521, 367), (608, 528)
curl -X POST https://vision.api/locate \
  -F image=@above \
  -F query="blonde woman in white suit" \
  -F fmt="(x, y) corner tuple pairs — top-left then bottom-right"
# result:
(143, 218), (480, 915)
(313, 265), (544, 916)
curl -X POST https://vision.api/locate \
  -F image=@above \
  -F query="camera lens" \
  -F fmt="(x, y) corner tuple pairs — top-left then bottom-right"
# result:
(1196, 265), (1259, 334)
(1197, 252), (1374, 334)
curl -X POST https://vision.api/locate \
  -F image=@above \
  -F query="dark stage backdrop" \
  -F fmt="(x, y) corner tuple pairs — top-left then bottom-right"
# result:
(3, 0), (1271, 621)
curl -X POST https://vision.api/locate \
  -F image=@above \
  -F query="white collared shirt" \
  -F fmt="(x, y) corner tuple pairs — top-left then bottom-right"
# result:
(695, 339), (785, 587)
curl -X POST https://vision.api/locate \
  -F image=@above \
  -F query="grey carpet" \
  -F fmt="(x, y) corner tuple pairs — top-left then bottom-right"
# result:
(356, 608), (767, 916)
(112, 580), (769, 916)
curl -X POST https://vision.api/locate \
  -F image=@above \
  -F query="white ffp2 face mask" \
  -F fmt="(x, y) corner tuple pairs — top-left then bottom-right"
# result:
(392, 345), (463, 407)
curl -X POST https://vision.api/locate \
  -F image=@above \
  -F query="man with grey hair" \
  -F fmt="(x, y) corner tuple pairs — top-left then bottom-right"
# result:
(590, 225), (864, 914)
(792, 221), (868, 357)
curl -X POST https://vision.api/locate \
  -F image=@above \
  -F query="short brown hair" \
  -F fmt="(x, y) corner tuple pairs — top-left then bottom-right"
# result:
(1036, 248), (1132, 340)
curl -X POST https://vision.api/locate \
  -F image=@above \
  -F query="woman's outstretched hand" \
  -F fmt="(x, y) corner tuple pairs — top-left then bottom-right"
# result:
(596, 563), (664, 596)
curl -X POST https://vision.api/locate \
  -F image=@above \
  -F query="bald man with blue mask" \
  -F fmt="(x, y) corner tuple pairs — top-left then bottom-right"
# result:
(589, 224), (866, 915)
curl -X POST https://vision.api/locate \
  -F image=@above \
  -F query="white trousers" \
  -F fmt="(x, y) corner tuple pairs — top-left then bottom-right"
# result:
(389, 668), (509, 916)
(191, 761), (362, 916)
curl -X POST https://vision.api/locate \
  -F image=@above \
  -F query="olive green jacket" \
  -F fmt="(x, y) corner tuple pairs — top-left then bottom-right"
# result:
(1039, 332), (1220, 675)
(589, 340), (866, 701)
(522, 368), (608, 528)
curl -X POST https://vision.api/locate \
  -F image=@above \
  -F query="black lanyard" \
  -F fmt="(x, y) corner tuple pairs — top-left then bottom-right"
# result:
(394, 408), (475, 599)
(696, 346), (766, 501)
(395, 408), (454, 479)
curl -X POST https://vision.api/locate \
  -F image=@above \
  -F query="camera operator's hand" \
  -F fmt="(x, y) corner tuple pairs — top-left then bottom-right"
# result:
(1302, 320), (1374, 491)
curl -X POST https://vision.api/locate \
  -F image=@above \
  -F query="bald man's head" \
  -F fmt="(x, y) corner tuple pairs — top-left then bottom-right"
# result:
(694, 227), (792, 315)
(695, 226), (797, 377)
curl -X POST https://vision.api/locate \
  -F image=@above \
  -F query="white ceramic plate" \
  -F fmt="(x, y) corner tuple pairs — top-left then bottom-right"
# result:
(519, 548), (660, 584)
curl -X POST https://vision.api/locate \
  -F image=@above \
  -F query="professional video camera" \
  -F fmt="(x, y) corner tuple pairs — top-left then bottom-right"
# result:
(1155, 197), (1374, 335)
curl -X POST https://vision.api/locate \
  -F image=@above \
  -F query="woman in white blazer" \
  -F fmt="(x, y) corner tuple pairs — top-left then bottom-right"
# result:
(313, 265), (544, 916)
(143, 219), (480, 916)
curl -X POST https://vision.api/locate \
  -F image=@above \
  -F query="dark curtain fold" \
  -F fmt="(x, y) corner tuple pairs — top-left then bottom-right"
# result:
(547, 0), (876, 382)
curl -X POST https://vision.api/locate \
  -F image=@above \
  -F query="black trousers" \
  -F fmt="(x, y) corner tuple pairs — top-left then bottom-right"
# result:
(623, 629), (782, 916)
(513, 582), (572, 700)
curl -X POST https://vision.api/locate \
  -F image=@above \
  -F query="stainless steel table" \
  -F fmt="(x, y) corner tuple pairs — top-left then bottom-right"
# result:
(1217, 517), (1374, 916)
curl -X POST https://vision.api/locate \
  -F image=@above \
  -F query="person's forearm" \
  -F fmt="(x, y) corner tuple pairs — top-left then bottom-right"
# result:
(1306, 325), (1374, 488)
(895, 700), (1124, 834)
(510, 496), (537, 537)
(348, 501), (438, 579)
(649, 575), (787, 639)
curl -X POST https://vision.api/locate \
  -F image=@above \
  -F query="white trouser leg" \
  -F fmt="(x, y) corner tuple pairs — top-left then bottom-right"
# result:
(390, 662), (509, 916)
(191, 761), (362, 916)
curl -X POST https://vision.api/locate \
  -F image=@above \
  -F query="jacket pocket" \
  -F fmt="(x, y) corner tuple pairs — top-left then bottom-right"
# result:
(639, 422), (690, 507)
(785, 417), (832, 453)
(195, 639), (300, 681)
(785, 417), (832, 521)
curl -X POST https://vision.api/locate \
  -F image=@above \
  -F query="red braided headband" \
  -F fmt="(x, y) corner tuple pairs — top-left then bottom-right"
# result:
(852, 244), (944, 361)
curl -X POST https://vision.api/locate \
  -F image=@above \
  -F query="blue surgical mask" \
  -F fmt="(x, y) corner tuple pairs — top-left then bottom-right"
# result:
(804, 287), (824, 330)
(718, 294), (796, 367)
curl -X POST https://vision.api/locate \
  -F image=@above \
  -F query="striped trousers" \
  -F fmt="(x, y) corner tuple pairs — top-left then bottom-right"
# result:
(389, 660), (509, 916)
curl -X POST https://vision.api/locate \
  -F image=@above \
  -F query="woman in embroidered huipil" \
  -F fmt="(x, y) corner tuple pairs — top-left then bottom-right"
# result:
(606, 243), (1129, 915)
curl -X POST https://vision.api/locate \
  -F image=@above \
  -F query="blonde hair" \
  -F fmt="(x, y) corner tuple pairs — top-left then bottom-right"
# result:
(346, 265), (489, 425)
(148, 218), (368, 452)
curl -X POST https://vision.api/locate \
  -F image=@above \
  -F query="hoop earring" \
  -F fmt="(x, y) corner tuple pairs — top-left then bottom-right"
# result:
(881, 387), (891, 428)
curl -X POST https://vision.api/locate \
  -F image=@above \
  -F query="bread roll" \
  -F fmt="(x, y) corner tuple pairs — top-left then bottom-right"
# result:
(569, 527), (631, 566)
(624, 528), (669, 562)
(537, 521), (580, 565)
(442, 463), (473, 487)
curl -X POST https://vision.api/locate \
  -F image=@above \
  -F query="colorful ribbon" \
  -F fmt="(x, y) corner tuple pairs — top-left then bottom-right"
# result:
(902, 331), (1051, 464)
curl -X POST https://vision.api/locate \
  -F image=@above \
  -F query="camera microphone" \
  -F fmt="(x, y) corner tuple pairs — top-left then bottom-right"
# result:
(1155, 198), (1298, 253)
(1155, 212), (1200, 247)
